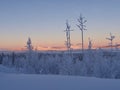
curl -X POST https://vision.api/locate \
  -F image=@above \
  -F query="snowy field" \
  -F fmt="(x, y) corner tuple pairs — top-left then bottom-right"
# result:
(0, 65), (120, 90)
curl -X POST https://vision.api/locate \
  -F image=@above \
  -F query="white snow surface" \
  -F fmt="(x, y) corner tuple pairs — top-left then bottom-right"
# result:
(0, 65), (120, 90)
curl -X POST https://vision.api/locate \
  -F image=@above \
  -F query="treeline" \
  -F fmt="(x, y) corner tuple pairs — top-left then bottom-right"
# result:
(1, 50), (120, 79)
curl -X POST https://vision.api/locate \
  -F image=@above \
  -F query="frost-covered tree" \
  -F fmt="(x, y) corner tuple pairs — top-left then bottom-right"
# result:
(26, 37), (33, 52)
(77, 14), (87, 53)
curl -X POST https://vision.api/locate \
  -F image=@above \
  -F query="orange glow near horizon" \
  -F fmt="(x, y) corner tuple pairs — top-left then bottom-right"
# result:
(0, 42), (114, 51)
(0, 37), (120, 51)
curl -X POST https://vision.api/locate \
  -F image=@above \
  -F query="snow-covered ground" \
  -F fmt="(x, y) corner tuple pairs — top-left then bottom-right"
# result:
(0, 65), (120, 90)
(0, 65), (17, 73)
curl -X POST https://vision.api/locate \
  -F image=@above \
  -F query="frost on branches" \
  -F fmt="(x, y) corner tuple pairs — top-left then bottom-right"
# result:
(1, 49), (120, 79)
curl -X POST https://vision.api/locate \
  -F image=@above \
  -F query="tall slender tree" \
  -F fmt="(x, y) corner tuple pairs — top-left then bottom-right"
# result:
(64, 20), (73, 53)
(106, 33), (115, 51)
(77, 14), (87, 53)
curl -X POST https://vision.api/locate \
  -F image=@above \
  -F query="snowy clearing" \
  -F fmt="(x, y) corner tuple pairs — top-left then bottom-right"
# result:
(0, 65), (120, 90)
(1, 73), (120, 90)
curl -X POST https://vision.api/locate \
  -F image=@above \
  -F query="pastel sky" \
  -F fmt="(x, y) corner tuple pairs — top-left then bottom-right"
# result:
(0, 0), (120, 50)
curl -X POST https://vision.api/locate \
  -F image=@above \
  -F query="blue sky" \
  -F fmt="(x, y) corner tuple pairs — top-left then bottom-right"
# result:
(0, 0), (120, 50)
